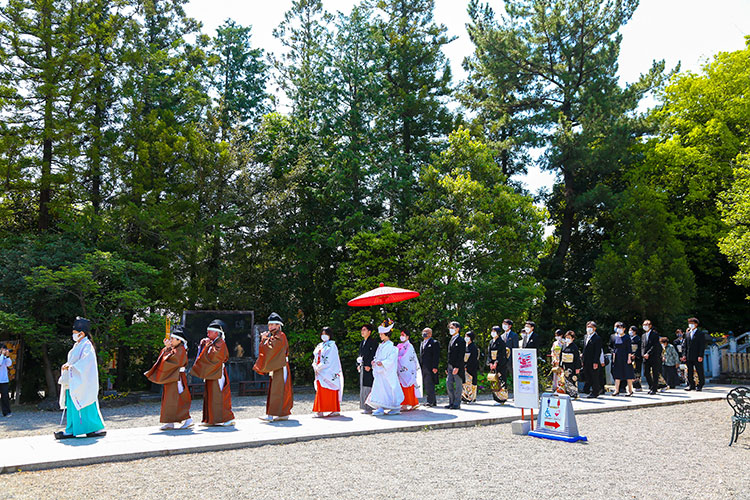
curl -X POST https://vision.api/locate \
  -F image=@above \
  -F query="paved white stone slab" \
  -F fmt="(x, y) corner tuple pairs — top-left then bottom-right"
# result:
(0, 386), (731, 473)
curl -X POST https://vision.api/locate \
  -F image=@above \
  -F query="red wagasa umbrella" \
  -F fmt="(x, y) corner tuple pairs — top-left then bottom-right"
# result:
(347, 283), (420, 307)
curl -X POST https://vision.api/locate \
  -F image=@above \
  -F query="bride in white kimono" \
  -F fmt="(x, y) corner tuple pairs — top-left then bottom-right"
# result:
(311, 327), (343, 417)
(55, 317), (106, 439)
(365, 320), (404, 415)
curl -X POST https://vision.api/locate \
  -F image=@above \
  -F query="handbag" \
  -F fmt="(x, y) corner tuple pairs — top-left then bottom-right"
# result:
(487, 371), (499, 383)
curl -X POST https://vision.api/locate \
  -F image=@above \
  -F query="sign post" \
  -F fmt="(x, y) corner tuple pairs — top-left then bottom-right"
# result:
(529, 392), (587, 442)
(512, 348), (538, 430)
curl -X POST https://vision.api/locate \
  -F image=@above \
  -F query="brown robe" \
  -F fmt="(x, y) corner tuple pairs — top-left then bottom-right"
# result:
(144, 345), (192, 423)
(254, 330), (293, 417)
(190, 337), (235, 424)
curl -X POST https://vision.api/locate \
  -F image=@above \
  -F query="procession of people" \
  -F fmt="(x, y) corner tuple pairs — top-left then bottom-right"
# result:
(45, 312), (709, 439)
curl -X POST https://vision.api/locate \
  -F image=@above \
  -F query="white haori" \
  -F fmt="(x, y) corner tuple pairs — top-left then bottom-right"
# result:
(312, 340), (344, 401)
(365, 340), (403, 410)
(397, 341), (423, 398)
(58, 338), (100, 412)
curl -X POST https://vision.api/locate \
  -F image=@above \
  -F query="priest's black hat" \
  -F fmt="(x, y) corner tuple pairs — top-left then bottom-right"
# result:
(73, 317), (91, 334)
(268, 312), (284, 326)
(207, 319), (227, 332)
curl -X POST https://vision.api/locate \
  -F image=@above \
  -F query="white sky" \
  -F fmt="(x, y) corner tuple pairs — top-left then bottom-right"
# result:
(184, 0), (750, 195)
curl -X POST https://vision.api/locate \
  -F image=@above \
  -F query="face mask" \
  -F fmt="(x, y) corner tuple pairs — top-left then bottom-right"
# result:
(72, 332), (84, 342)
(643, 325), (650, 332)
(524, 326), (531, 333)
(688, 324), (696, 330)
(321, 334), (330, 342)
(617, 328), (624, 335)
(449, 328), (456, 335)
(400, 335), (407, 342)
(464, 336), (470, 343)
(422, 332), (429, 338)
(491, 331), (498, 339)
(564, 339), (571, 345)
(555, 337), (562, 343)
(586, 327), (593, 335)
(502, 324), (510, 331)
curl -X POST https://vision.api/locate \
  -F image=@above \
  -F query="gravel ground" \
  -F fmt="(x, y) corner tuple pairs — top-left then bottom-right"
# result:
(3, 399), (748, 499)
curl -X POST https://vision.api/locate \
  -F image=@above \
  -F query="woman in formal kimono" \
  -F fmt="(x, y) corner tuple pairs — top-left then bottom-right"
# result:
(312, 327), (343, 417)
(190, 319), (235, 426)
(144, 326), (193, 430)
(462, 331), (479, 404)
(610, 322), (635, 396)
(550, 329), (564, 391)
(396, 330), (422, 411)
(55, 317), (106, 440)
(487, 326), (508, 404)
(560, 330), (581, 399)
(365, 320), (403, 416)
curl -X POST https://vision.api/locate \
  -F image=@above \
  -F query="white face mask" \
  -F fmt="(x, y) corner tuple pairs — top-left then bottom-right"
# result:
(72, 332), (84, 342)
(586, 327), (593, 335)
(491, 331), (498, 339)
(688, 324), (696, 331)
(564, 339), (571, 345)
(617, 328), (624, 335)
(643, 325), (650, 332)
(400, 335), (407, 342)
(502, 324), (510, 331)
(555, 337), (562, 343)
(321, 334), (330, 342)
(524, 326), (531, 333)
(449, 328), (456, 335)
(464, 336), (470, 343)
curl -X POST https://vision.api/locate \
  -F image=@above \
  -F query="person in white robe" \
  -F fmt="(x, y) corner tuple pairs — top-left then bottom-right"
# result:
(312, 327), (343, 417)
(365, 320), (404, 416)
(397, 330), (423, 410)
(55, 317), (106, 439)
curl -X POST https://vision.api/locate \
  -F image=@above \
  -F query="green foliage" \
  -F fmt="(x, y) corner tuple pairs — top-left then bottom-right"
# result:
(591, 187), (696, 328)
(719, 155), (750, 291)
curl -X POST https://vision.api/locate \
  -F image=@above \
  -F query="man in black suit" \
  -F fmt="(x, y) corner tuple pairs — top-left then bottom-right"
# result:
(682, 317), (706, 391)
(641, 319), (663, 395)
(445, 321), (465, 409)
(582, 321), (603, 399)
(501, 319), (519, 378)
(358, 323), (379, 413)
(420, 327), (440, 406)
(520, 321), (540, 349)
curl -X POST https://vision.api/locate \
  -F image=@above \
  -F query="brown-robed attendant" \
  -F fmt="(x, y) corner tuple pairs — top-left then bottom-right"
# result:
(254, 312), (293, 422)
(144, 326), (193, 430)
(189, 319), (235, 426)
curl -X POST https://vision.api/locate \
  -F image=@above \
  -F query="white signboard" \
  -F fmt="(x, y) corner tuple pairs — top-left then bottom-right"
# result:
(512, 348), (538, 409)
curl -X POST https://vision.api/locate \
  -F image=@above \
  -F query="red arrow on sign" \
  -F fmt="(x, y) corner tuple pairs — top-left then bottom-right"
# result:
(544, 421), (560, 429)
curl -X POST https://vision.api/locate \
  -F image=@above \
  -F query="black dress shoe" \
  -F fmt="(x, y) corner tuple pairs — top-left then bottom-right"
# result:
(86, 430), (107, 438)
(54, 431), (75, 440)
(586, 394), (598, 399)
(696, 387), (702, 392)
(443, 404), (453, 409)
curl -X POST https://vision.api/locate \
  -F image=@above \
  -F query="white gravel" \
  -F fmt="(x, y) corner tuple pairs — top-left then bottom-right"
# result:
(3, 399), (747, 499)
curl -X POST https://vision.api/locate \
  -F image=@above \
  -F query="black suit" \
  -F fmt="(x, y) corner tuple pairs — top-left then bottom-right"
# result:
(521, 331), (540, 349)
(446, 334), (466, 408)
(641, 329), (663, 392)
(685, 329), (706, 389)
(582, 333), (603, 396)
(420, 337), (440, 405)
(359, 336), (378, 387)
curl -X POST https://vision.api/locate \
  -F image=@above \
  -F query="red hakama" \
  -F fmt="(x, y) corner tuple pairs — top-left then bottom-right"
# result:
(401, 385), (419, 407)
(312, 381), (341, 413)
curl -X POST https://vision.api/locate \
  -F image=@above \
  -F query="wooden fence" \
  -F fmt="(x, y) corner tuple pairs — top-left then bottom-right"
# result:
(721, 352), (750, 375)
